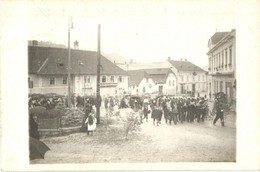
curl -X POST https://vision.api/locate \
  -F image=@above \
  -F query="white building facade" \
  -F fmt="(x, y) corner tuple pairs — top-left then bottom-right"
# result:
(28, 44), (128, 97)
(128, 68), (177, 97)
(207, 29), (236, 103)
(167, 59), (207, 97)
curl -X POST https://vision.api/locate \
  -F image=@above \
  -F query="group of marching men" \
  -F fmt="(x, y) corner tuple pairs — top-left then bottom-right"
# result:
(104, 95), (210, 126)
(139, 96), (209, 126)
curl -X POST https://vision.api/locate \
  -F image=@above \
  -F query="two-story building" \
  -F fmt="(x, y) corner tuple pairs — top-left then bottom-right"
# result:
(167, 59), (207, 97)
(128, 68), (177, 96)
(207, 29), (236, 103)
(28, 41), (128, 97)
(122, 59), (207, 97)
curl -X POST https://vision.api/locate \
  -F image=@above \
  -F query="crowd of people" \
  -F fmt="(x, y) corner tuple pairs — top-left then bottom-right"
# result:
(141, 96), (210, 126)
(28, 95), (66, 109)
(101, 95), (212, 126)
(30, 92), (226, 136)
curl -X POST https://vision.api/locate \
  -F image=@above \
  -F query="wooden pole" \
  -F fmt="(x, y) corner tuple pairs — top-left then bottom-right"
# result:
(68, 18), (71, 108)
(96, 24), (101, 124)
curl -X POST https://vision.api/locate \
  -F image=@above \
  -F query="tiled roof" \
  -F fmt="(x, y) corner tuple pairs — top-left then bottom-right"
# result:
(210, 32), (229, 45)
(145, 68), (171, 84)
(28, 46), (127, 75)
(167, 60), (205, 72)
(127, 70), (147, 86)
(128, 68), (171, 85)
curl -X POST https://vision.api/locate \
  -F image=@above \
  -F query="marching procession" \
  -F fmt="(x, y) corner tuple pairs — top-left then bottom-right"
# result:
(102, 92), (227, 127)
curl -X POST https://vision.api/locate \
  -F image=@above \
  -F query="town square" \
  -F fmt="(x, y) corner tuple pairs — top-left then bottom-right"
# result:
(1, 0), (260, 171)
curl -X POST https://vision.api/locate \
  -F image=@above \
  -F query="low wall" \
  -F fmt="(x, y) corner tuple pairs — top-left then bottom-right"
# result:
(39, 126), (82, 138)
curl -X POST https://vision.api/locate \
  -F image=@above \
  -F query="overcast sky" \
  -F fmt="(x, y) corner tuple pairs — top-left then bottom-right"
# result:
(8, 0), (237, 68)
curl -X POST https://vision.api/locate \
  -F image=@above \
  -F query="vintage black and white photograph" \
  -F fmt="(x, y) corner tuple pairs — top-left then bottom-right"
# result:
(1, 0), (260, 171)
(27, 0), (237, 164)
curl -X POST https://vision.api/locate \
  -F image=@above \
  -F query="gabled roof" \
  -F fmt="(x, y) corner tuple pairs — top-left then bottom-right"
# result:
(127, 70), (148, 86)
(142, 68), (172, 75)
(210, 32), (229, 45)
(167, 60), (205, 72)
(128, 68), (172, 86)
(145, 68), (172, 84)
(28, 46), (127, 75)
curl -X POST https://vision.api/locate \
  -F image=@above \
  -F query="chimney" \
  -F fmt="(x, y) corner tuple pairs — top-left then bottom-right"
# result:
(168, 57), (171, 60)
(74, 40), (79, 49)
(185, 59), (187, 61)
(32, 40), (38, 46)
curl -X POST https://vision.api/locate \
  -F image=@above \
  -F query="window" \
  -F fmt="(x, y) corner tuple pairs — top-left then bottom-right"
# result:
(181, 75), (184, 82)
(63, 77), (67, 84)
(186, 75), (189, 82)
(169, 80), (171, 86)
(102, 76), (106, 83)
(50, 77), (55, 85)
(222, 52), (224, 67)
(218, 53), (220, 68)
(229, 47), (232, 66)
(225, 49), (228, 67)
(198, 75), (200, 81)
(143, 87), (146, 93)
(118, 76), (122, 82)
(84, 76), (91, 83)
(84, 76), (86, 83)
(111, 76), (114, 83)
(172, 80), (174, 86)
(220, 81), (223, 92)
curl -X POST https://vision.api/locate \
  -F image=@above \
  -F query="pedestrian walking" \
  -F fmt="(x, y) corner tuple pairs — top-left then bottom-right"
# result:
(213, 92), (226, 126)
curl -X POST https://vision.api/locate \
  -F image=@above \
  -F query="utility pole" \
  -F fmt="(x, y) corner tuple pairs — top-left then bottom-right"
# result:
(67, 17), (73, 108)
(96, 24), (101, 124)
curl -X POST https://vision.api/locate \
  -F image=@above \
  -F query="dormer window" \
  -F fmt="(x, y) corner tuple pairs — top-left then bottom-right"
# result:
(58, 63), (64, 67)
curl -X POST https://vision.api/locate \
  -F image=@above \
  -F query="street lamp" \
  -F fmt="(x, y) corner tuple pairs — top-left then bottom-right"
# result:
(67, 17), (74, 108)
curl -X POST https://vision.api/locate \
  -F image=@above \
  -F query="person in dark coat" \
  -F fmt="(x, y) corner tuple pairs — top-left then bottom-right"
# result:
(151, 106), (163, 126)
(29, 113), (40, 140)
(213, 92), (226, 126)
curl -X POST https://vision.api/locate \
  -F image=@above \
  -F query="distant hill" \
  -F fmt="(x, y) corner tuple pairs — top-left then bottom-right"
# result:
(28, 40), (66, 48)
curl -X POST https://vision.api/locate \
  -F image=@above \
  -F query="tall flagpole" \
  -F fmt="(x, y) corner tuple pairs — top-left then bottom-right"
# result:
(96, 24), (101, 124)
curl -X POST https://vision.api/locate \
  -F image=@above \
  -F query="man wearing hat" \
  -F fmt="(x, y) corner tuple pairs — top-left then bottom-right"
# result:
(213, 92), (226, 126)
